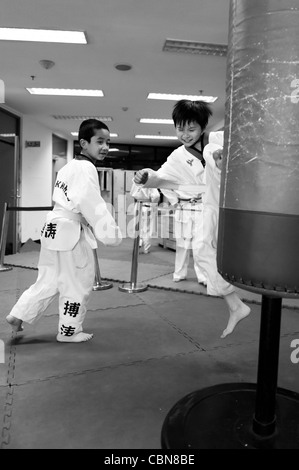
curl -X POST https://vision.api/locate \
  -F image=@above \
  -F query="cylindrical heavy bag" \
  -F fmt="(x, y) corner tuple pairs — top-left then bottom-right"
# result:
(217, 0), (299, 296)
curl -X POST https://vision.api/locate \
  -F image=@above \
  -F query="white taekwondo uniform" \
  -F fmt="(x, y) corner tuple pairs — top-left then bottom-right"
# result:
(139, 145), (207, 283)
(201, 131), (235, 296)
(9, 157), (122, 337)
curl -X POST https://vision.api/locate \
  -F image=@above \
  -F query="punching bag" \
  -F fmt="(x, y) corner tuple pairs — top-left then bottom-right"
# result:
(218, 0), (299, 296)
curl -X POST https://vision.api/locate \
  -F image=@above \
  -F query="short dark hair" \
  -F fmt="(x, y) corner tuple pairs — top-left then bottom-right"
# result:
(78, 119), (110, 144)
(172, 99), (213, 131)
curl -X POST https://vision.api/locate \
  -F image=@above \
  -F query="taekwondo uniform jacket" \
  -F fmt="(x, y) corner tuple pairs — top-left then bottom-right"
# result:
(142, 145), (205, 204)
(41, 158), (122, 251)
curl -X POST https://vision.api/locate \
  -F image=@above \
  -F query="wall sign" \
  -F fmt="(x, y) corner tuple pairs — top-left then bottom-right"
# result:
(25, 141), (41, 148)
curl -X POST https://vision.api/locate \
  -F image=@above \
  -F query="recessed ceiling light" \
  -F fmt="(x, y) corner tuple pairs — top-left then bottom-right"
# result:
(139, 118), (173, 124)
(147, 93), (217, 103)
(72, 132), (118, 138)
(0, 27), (87, 44)
(114, 63), (132, 71)
(135, 135), (178, 140)
(27, 88), (104, 97)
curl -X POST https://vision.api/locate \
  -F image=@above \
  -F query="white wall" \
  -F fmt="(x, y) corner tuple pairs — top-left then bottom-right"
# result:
(20, 116), (73, 243)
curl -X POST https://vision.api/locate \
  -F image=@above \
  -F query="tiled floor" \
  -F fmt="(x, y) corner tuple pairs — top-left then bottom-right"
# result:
(1, 239), (299, 449)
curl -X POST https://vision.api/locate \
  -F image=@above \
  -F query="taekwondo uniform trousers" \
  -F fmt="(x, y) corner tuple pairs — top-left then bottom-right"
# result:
(9, 213), (95, 337)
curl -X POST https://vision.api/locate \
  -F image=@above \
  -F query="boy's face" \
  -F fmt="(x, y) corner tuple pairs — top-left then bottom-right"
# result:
(175, 121), (202, 148)
(80, 128), (110, 162)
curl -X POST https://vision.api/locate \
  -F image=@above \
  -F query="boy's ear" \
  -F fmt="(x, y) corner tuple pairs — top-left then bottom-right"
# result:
(80, 138), (87, 148)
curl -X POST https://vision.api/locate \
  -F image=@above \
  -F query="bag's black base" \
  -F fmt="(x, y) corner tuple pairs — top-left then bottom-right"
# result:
(161, 383), (299, 449)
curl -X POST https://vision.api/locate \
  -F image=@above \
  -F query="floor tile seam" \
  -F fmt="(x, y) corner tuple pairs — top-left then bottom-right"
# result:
(147, 284), (299, 311)
(87, 302), (146, 313)
(4, 264), (37, 271)
(0, 288), (22, 295)
(204, 332), (299, 351)
(9, 349), (203, 387)
(239, 298), (299, 312)
(140, 303), (206, 352)
(0, 331), (18, 449)
(280, 331), (299, 339)
(206, 338), (260, 351)
(140, 270), (174, 282)
(6, 265), (299, 311)
(29, 300), (147, 318)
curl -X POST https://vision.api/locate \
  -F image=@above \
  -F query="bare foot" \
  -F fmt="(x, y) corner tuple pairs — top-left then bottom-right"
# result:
(56, 332), (93, 343)
(221, 304), (251, 339)
(6, 315), (24, 332)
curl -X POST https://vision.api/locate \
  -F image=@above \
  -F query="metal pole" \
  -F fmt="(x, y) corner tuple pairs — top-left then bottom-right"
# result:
(252, 295), (282, 437)
(0, 203), (13, 272)
(92, 248), (113, 291)
(119, 200), (148, 293)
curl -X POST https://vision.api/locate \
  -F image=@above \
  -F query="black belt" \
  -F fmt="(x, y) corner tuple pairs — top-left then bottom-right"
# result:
(178, 197), (202, 204)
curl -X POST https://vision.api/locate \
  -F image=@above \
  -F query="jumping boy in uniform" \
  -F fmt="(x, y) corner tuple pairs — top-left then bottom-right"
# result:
(134, 100), (250, 338)
(7, 119), (122, 343)
(132, 100), (208, 284)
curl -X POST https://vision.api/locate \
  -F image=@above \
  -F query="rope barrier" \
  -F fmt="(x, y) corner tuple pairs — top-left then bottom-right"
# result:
(0, 203), (53, 272)
(7, 206), (53, 211)
(0, 203), (113, 292)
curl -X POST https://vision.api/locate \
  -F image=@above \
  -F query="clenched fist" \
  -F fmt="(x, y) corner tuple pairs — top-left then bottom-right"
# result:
(134, 170), (149, 184)
(212, 148), (223, 170)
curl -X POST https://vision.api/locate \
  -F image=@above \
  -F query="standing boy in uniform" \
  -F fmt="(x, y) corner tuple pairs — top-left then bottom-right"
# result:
(134, 100), (250, 338)
(7, 119), (122, 343)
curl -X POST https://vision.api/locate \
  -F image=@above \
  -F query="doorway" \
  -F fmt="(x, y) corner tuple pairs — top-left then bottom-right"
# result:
(0, 108), (20, 254)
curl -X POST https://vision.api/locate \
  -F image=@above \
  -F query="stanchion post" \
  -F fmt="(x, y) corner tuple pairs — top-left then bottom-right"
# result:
(92, 247), (113, 291)
(0, 203), (13, 272)
(119, 200), (148, 293)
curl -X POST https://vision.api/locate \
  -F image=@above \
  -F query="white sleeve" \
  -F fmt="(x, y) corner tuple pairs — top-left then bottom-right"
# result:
(69, 164), (122, 246)
(130, 182), (154, 200)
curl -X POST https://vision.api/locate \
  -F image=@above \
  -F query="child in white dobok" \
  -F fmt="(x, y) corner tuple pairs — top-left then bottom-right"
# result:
(200, 130), (251, 338)
(7, 119), (122, 343)
(134, 101), (250, 338)
(133, 100), (208, 284)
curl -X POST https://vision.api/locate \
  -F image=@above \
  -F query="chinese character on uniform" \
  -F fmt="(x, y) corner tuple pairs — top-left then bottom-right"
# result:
(60, 324), (76, 337)
(63, 301), (81, 317)
(44, 223), (57, 239)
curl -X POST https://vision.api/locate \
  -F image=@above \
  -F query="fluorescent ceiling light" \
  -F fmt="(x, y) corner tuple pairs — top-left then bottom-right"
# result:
(27, 88), (103, 97)
(72, 132), (118, 138)
(0, 133), (16, 137)
(0, 27), (87, 44)
(139, 118), (173, 124)
(135, 135), (178, 140)
(147, 93), (217, 103)
(163, 38), (227, 57)
(52, 115), (112, 121)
